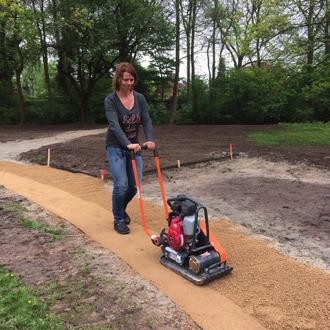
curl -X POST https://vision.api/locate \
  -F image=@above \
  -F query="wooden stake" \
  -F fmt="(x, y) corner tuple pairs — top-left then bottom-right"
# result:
(229, 144), (233, 161)
(177, 160), (181, 169)
(100, 169), (104, 180)
(47, 148), (50, 167)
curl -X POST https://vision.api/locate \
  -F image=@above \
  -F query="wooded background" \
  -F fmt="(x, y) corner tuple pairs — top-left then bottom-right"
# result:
(0, 0), (329, 125)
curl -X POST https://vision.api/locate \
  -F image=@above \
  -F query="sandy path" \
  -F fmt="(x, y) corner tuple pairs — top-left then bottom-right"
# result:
(0, 161), (329, 330)
(0, 128), (106, 161)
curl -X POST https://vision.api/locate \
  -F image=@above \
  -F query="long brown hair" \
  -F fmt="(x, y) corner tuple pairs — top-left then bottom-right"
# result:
(112, 62), (137, 91)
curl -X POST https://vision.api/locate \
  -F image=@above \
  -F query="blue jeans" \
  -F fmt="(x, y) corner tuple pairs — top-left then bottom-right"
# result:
(106, 147), (143, 224)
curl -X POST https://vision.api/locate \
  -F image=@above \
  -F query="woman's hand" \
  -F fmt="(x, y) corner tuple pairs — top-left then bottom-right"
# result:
(127, 143), (141, 153)
(143, 141), (156, 150)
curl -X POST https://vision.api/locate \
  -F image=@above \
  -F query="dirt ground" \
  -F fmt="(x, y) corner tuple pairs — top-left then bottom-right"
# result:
(16, 125), (330, 270)
(15, 125), (330, 176)
(0, 124), (330, 329)
(0, 186), (198, 329)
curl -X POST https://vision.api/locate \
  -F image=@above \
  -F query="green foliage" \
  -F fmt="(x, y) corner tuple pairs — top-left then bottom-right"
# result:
(21, 217), (63, 240)
(174, 78), (210, 124)
(0, 96), (76, 125)
(192, 78), (214, 123)
(0, 266), (62, 329)
(0, 84), (13, 107)
(1, 201), (27, 214)
(24, 97), (77, 124)
(135, 64), (160, 102)
(214, 67), (289, 124)
(0, 105), (20, 124)
(248, 123), (330, 145)
(88, 77), (113, 124)
(22, 63), (58, 98)
(148, 102), (169, 125)
(0, 0), (327, 125)
(175, 103), (194, 124)
(2, 201), (64, 240)
(301, 60), (330, 122)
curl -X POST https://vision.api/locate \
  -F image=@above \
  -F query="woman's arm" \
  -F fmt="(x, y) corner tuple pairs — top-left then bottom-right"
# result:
(105, 95), (131, 147)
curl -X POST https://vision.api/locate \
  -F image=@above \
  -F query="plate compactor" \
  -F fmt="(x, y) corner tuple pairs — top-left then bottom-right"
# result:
(130, 148), (233, 285)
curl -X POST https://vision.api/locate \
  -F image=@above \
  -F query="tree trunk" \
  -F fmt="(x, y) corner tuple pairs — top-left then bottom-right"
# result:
(14, 41), (25, 124)
(32, 0), (52, 97)
(51, 0), (77, 115)
(79, 91), (90, 123)
(15, 69), (25, 124)
(186, 35), (191, 98)
(180, 0), (192, 99)
(237, 55), (244, 68)
(0, 19), (13, 94)
(306, 0), (315, 66)
(212, 0), (216, 82)
(41, 48), (52, 97)
(207, 40), (211, 83)
(169, 0), (180, 124)
(209, 0), (217, 115)
(327, 1), (330, 54)
(191, 0), (197, 116)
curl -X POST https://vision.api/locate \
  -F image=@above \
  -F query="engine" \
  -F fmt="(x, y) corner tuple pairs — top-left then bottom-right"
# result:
(167, 215), (186, 250)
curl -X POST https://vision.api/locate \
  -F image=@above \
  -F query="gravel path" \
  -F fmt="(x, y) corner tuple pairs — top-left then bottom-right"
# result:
(0, 128), (106, 161)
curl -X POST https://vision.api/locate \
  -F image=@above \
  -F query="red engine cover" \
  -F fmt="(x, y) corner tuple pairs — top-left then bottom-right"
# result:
(167, 215), (185, 250)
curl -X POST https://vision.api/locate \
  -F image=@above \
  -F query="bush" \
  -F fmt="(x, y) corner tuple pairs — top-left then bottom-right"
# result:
(175, 103), (194, 124)
(148, 102), (169, 125)
(174, 77), (210, 124)
(301, 60), (330, 122)
(0, 106), (20, 124)
(215, 67), (290, 124)
(24, 97), (77, 124)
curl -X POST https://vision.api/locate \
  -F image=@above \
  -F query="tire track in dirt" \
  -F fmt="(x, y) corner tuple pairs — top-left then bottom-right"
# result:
(0, 161), (329, 330)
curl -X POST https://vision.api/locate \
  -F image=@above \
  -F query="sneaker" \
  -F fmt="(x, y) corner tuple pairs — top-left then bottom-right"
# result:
(114, 222), (130, 235)
(124, 212), (131, 225)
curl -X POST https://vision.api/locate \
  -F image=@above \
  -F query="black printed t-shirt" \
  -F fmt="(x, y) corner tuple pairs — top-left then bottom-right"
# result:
(105, 91), (153, 148)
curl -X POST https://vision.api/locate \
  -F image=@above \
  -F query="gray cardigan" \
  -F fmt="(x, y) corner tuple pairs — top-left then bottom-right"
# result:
(105, 91), (153, 148)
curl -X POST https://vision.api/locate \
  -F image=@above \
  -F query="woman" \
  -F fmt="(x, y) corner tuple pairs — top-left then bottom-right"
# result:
(105, 62), (155, 234)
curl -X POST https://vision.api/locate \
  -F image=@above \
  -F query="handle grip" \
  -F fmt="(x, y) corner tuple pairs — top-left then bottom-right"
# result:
(129, 145), (158, 159)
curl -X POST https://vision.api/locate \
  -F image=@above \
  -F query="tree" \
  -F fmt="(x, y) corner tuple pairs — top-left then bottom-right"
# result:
(326, 0), (330, 54)
(169, 0), (181, 124)
(51, 0), (174, 123)
(0, 10), (13, 100)
(179, 0), (204, 116)
(295, 0), (326, 66)
(1, 0), (39, 123)
(25, 0), (52, 98)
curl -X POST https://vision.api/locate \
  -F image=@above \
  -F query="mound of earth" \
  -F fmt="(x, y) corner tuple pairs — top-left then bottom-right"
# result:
(18, 125), (330, 178)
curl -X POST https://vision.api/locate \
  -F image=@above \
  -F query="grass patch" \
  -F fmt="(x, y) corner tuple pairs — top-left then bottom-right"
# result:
(248, 122), (330, 145)
(21, 217), (63, 240)
(39, 281), (66, 304)
(72, 245), (86, 257)
(2, 202), (27, 214)
(1, 201), (64, 240)
(0, 266), (62, 329)
(35, 154), (46, 163)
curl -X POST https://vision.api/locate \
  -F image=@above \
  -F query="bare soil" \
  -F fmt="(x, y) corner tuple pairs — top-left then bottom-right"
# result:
(16, 125), (330, 269)
(18, 125), (330, 176)
(0, 186), (198, 329)
(1, 124), (329, 329)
